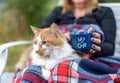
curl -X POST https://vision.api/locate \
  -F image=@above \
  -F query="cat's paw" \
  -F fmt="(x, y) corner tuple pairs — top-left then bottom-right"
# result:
(42, 68), (50, 80)
(15, 62), (26, 70)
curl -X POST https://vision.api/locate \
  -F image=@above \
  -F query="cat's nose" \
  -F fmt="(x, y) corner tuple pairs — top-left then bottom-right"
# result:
(39, 44), (43, 48)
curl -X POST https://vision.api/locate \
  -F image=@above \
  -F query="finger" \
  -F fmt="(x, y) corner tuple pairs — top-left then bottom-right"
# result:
(92, 44), (101, 51)
(93, 32), (101, 39)
(64, 32), (70, 41)
(91, 38), (101, 44)
(87, 27), (95, 33)
(79, 29), (84, 32)
(90, 49), (96, 54)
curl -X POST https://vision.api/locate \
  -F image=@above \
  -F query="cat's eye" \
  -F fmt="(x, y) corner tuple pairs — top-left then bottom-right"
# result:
(34, 41), (37, 44)
(33, 40), (37, 44)
(42, 41), (46, 44)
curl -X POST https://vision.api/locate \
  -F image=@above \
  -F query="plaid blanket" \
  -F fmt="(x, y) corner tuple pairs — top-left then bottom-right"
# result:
(11, 56), (120, 83)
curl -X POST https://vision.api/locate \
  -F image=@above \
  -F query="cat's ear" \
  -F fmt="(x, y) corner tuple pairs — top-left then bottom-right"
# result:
(30, 25), (40, 34)
(50, 23), (59, 35)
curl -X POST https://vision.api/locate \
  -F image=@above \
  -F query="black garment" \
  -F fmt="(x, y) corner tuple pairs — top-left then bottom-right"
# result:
(39, 6), (117, 58)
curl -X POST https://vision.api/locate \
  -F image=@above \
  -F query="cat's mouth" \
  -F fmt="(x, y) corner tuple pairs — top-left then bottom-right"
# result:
(40, 54), (50, 58)
(44, 54), (50, 57)
(36, 51), (50, 57)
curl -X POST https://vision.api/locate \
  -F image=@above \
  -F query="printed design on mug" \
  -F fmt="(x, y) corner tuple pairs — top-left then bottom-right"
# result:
(77, 37), (87, 49)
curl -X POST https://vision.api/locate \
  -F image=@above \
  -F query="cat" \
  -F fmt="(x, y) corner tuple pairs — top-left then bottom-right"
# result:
(21, 23), (79, 80)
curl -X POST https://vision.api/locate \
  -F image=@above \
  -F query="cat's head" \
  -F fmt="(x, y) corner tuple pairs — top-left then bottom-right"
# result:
(31, 23), (66, 57)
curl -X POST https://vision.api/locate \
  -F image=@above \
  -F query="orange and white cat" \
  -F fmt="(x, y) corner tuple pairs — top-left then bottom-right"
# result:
(22, 23), (79, 80)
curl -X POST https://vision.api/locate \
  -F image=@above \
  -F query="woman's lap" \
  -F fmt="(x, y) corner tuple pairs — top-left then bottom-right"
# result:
(3, 58), (118, 83)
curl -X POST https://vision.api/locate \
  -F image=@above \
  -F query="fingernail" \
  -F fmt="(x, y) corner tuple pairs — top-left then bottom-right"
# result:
(90, 50), (95, 53)
(93, 33), (96, 36)
(90, 50), (93, 53)
(91, 38), (94, 42)
(92, 45), (95, 48)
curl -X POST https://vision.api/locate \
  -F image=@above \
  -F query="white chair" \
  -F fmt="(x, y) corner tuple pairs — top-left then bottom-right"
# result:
(0, 41), (32, 77)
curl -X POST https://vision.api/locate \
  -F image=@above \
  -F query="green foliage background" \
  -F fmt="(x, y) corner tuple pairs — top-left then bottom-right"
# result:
(3, 0), (58, 26)
(0, 0), (120, 71)
(99, 0), (120, 2)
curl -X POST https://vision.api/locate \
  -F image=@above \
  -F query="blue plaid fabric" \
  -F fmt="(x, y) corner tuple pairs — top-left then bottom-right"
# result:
(11, 56), (120, 83)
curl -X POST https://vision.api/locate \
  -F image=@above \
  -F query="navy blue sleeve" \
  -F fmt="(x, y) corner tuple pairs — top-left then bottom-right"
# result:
(92, 7), (117, 58)
(39, 6), (61, 28)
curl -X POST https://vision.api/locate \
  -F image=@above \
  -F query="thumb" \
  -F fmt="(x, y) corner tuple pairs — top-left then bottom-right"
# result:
(87, 27), (94, 33)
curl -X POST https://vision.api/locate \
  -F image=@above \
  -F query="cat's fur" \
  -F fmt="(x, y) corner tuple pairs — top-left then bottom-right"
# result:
(15, 45), (33, 70)
(21, 23), (79, 80)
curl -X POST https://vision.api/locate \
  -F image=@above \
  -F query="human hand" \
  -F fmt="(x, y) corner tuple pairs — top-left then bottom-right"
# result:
(88, 27), (102, 54)
(64, 31), (71, 41)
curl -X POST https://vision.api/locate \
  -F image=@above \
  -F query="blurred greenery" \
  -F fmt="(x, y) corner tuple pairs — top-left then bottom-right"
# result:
(99, 0), (120, 2)
(0, 0), (120, 72)
(6, 45), (30, 71)
(1, 0), (58, 26)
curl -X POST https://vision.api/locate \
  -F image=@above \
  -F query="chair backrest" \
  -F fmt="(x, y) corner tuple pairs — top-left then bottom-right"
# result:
(58, 0), (120, 56)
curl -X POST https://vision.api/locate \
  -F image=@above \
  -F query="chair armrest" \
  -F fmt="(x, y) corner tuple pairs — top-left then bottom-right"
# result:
(0, 40), (32, 77)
